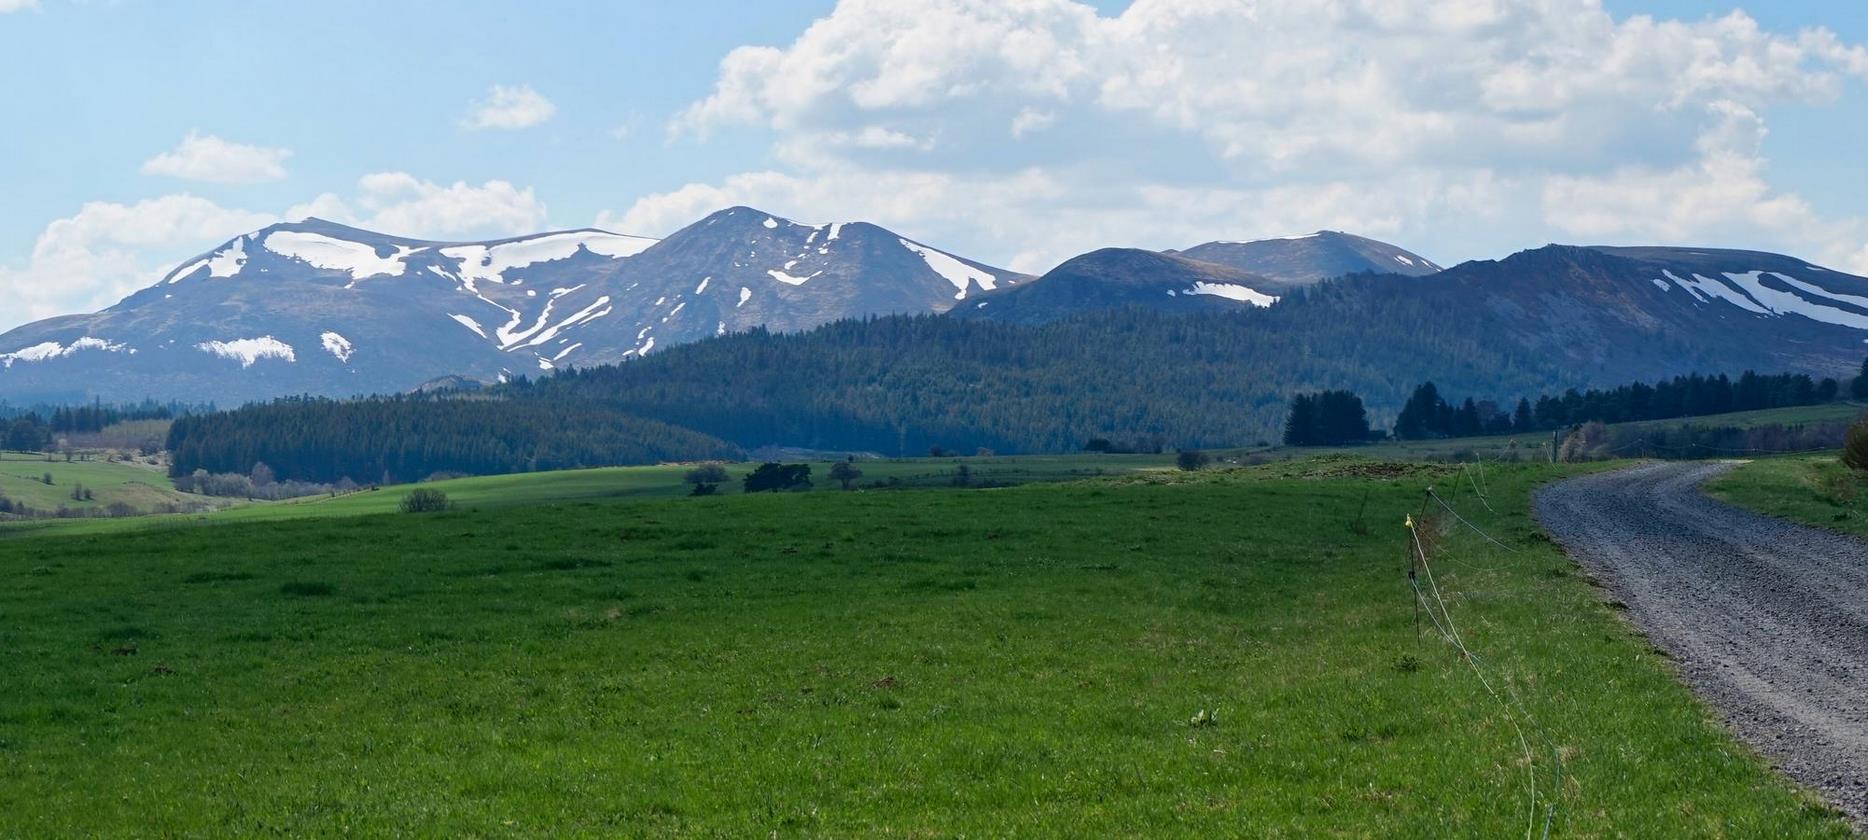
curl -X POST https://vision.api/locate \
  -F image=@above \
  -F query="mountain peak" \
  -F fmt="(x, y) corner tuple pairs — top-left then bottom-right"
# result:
(1172, 230), (1440, 284)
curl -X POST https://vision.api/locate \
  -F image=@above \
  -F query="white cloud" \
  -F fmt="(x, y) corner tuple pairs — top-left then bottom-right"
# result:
(652, 0), (1868, 273)
(0, 0), (41, 12)
(288, 172), (548, 239)
(462, 84), (557, 130)
(0, 196), (272, 330)
(1010, 107), (1055, 138)
(141, 131), (292, 184)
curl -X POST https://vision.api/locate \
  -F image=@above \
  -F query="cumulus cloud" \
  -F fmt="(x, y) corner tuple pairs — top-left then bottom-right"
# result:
(141, 131), (292, 184)
(0, 196), (272, 329)
(0, 0), (41, 12)
(462, 84), (557, 130)
(637, 0), (1868, 272)
(288, 172), (548, 239)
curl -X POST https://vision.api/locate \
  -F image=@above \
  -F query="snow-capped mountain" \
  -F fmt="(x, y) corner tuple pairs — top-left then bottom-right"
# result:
(1356, 244), (1868, 381)
(1169, 231), (1441, 284)
(955, 248), (1284, 325)
(555, 206), (1027, 362)
(0, 209), (1025, 403)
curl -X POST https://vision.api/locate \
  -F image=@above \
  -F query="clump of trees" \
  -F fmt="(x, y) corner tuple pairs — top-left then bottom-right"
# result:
(1282, 391), (1373, 446)
(5, 415), (51, 452)
(1176, 449), (1211, 471)
(174, 462), (355, 501)
(743, 463), (812, 493)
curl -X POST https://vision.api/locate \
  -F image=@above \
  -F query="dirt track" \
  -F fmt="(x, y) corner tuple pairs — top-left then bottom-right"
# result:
(1536, 461), (1868, 826)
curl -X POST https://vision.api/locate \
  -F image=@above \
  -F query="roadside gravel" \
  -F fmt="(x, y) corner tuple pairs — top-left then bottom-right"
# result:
(1536, 461), (1868, 827)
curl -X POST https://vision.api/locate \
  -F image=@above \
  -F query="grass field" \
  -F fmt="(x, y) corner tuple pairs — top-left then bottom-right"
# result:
(1705, 455), (1868, 538)
(0, 451), (1176, 538)
(0, 450), (202, 516)
(0, 457), (1846, 836)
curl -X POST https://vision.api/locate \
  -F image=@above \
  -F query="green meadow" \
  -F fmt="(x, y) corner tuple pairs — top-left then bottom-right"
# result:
(0, 450), (202, 515)
(1706, 454), (1868, 538)
(0, 457), (1846, 836)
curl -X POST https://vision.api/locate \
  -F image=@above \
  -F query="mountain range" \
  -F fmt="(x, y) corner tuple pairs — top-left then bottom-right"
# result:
(0, 207), (1024, 403)
(5, 205), (1868, 410)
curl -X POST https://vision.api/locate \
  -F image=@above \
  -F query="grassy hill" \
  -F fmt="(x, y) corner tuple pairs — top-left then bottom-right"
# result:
(0, 451), (206, 517)
(0, 458), (1847, 835)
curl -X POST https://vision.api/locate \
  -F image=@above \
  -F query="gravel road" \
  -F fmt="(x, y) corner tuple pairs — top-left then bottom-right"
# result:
(1536, 461), (1868, 826)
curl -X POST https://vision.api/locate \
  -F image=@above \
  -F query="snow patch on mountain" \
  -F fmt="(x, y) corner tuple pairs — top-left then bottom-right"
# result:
(208, 238), (249, 278)
(264, 232), (413, 282)
(449, 314), (489, 339)
(738, 287), (752, 307)
(321, 331), (354, 363)
(899, 238), (996, 300)
(768, 268), (818, 286)
(441, 231), (655, 292)
(515, 296), (612, 349)
(1186, 282), (1278, 307)
(0, 337), (130, 368)
(197, 336), (295, 367)
(1721, 271), (1868, 330)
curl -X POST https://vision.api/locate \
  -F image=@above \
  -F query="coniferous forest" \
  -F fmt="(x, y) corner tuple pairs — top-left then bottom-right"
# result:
(158, 296), (1863, 484)
(167, 397), (740, 484)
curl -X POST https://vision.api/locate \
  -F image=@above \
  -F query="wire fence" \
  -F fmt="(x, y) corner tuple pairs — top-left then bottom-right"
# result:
(1407, 484), (1563, 839)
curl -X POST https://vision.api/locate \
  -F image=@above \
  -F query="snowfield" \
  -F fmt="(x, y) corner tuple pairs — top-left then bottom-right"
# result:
(1186, 282), (1278, 307)
(197, 336), (296, 367)
(265, 232), (414, 282)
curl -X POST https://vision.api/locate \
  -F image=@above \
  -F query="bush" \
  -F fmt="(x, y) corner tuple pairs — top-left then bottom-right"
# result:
(743, 463), (812, 493)
(1843, 419), (1868, 472)
(399, 488), (452, 513)
(1176, 449), (1210, 471)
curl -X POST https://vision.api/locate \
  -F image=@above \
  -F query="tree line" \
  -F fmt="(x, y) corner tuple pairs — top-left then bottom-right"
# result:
(1378, 368), (1848, 441)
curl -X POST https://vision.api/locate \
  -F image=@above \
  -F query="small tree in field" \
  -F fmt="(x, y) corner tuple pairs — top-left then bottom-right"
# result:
(1843, 418), (1868, 473)
(399, 488), (451, 513)
(685, 464), (730, 496)
(1176, 449), (1210, 471)
(829, 459), (863, 490)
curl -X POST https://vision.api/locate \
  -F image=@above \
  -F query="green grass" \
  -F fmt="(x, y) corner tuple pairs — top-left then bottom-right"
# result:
(1705, 455), (1868, 537)
(0, 452), (1176, 538)
(0, 450), (201, 515)
(0, 457), (1845, 836)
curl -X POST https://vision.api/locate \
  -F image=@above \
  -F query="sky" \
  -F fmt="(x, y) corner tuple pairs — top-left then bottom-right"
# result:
(2, 0), (1866, 332)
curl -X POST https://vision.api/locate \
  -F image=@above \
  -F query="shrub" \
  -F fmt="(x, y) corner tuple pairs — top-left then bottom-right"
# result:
(1843, 418), (1868, 473)
(1176, 449), (1210, 471)
(399, 488), (452, 513)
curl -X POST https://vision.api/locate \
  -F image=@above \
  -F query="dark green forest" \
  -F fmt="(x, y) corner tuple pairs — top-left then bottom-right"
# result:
(517, 295), (1563, 455)
(1390, 371), (1841, 440)
(167, 397), (740, 484)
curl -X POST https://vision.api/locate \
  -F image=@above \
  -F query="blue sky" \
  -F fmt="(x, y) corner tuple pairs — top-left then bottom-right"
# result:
(2, 0), (1865, 330)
